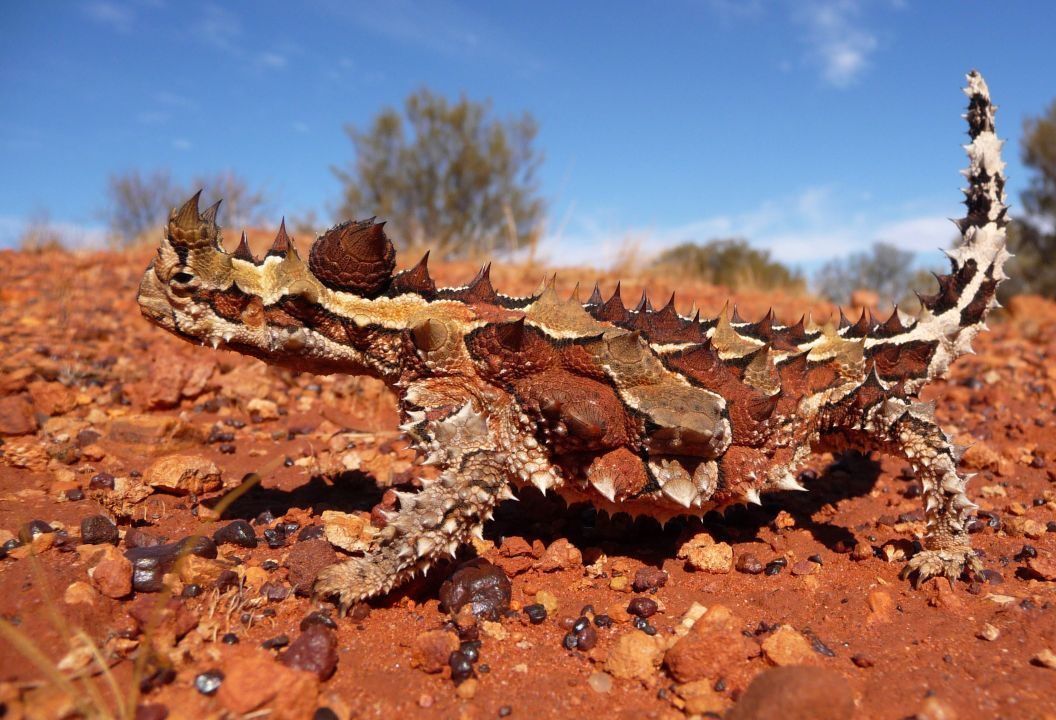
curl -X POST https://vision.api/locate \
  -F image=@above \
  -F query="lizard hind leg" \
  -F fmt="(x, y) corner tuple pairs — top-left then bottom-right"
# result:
(881, 400), (982, 586)
(315, 448), (513, 611)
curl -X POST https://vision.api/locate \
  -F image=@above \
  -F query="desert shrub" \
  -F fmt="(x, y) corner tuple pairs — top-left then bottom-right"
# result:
(650, 238), (804, 292)
(814, 242), (925, 305)
(333, 88), (544, 258)
(103, 169), (270, 246)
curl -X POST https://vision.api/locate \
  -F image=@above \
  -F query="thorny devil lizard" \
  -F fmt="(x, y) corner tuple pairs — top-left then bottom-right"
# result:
(138, 72), (1010, 609)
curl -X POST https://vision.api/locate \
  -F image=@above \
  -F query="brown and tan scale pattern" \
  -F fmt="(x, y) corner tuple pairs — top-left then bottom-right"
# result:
(136, 72), (1009, 606)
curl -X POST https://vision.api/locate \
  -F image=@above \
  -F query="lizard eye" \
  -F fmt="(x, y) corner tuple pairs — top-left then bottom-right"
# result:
(169, 270), (199, 296)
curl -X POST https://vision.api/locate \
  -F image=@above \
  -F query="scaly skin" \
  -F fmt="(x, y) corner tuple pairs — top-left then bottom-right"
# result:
(137, 72), (1008, 607)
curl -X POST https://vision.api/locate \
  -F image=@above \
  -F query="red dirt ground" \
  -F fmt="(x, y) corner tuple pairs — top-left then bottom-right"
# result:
(1, 247), (1055, 720)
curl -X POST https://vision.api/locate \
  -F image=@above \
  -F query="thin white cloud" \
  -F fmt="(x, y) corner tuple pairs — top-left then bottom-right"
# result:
(171, 138), (192, 151)
(538, 186), (958, 271)
(797, 0), (878, 87)
(257, 52), (288, 69)
(83, 1), (134, 33)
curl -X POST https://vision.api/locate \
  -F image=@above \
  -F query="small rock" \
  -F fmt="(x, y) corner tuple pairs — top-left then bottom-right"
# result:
(88, 545), (133, 598)
(280, 626), (338, 680)
(736, 553), (765, 574)
(535, 590), (558, 616)
(455, 677), (478, 699)
(438, 558), (511, 620)
(850, 653), (874, 668)
(678, 533), (733, 573)
(218, 648), (319, 719)
(790, 560), (816, 576)
(627, 597), (658, 618)
(535, 538), (583, 572)
(523, 603), (548, 624)
(320, 510), (372, 553)
(914, 696), (960, 720)
(587, 671), (613, 694)
(213, 520), (258, 549)
(126, 543), (179, 593)
(726, 666), (854, 720)
(866, 590), (895, 623)
(664, 606), (755, 683)
(1024, 555), (1056, 581)
(80, 514), (119, 545)
(411, 630), (460, 674)
(632, 567), (668, 592)
(761, 625), (815, 666)
(64, 581), (97, 606)
(144, 454), (222, 496)
(604, 631), (663, 682)
(285, 539), (338, 594)
(978, 623), (1000, 641)
(676, 679), (728, 715)
(195, 670), (224, 696)
(133, 704), (169, 720)
(1032, 648), (1056, 669)
(0, 394), (38, 436)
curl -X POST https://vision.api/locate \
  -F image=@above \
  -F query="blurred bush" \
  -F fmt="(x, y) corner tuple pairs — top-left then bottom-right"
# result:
(333, 88), (544, 259)
(650, 238), (804, 292)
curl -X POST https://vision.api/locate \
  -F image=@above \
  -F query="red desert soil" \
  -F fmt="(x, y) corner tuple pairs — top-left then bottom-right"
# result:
(1, 246), (1055, 720)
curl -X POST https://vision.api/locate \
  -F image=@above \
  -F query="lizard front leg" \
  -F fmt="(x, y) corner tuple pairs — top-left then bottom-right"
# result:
(315, 402), (514, 610)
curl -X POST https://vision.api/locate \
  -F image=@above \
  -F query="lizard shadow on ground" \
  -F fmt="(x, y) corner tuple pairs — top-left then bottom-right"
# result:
(212, 470), (385, 521)
(486, 450), (887, 570)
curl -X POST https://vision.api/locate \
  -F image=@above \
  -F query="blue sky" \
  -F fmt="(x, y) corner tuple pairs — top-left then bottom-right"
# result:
(2, 1), (1054, 271)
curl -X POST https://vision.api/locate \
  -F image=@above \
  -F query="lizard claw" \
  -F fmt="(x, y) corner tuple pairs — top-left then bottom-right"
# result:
(901, 545), (982, 588)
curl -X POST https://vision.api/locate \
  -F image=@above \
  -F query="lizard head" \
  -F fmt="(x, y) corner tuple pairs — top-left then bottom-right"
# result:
(137, 191), (438, 379)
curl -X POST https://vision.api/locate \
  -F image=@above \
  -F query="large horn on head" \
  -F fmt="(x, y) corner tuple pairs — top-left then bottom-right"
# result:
(167, 190), (220, 250)
(308, 218), (396, 297)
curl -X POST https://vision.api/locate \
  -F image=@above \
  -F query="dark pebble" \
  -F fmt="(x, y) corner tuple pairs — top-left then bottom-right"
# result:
(593, 614), (613, 628)
(736, 553), (765, 574)
(280, 625), (339, 680)
(764, 560), (785, 576)
(561, 632), (579, 651)
(627, 597), (658, 618)
(181, 584), (203, 599)
(449, 650), (474, 684)
(80, 514), (119, 545)
(89, 472), (115, 490)
(523, 604), (547, 624)
(632, 567), (668, 592)
(221, 633), (239, 644)
(66, 487), (85, 501)
(126, 544), (181, 593)
(262, 559), (280, 571)
(213, 520), (258, 549)
(808, 633), (836, 657)
(261, 580), (290, 602)
(19, 520), (54, 543)
(572, 616), (590, 633)
(1014, 545), (1038, 561)
(576, 624), (598, 651)
(301, 610), (338, 631)
(477, 663), (490, 674)
(808, 554), (823, 565)
(438, 558), (512, 621)
(215, 570), (240, 592)
(980, 569), (1004, 584)
(460, 641), (481, 663)
(178, 535), (218, 559)
(2, 538), (22, 553)
(298, 525), (325, 542)
(264, 527), (286, 548)
(255, 509), (276, 525)
(262, 634), (290, 649)
(194, 670), (224, 696)
(499, 706), (512, 717)
(1047, 521), (1056, 533)
(851, 653), (875, 668)
(133, 704), (169, 720)
(313, 709), (340, 720)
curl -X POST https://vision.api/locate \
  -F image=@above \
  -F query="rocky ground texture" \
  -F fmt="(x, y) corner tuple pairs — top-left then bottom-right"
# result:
(1, 247), (1055, 720)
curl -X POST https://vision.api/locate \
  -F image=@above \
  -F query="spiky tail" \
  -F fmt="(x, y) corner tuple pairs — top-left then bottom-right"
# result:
(865, 70), (1010, 394)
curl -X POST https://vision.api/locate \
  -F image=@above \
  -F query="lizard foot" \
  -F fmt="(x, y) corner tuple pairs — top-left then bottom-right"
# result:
(901, 545), (982, 588)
